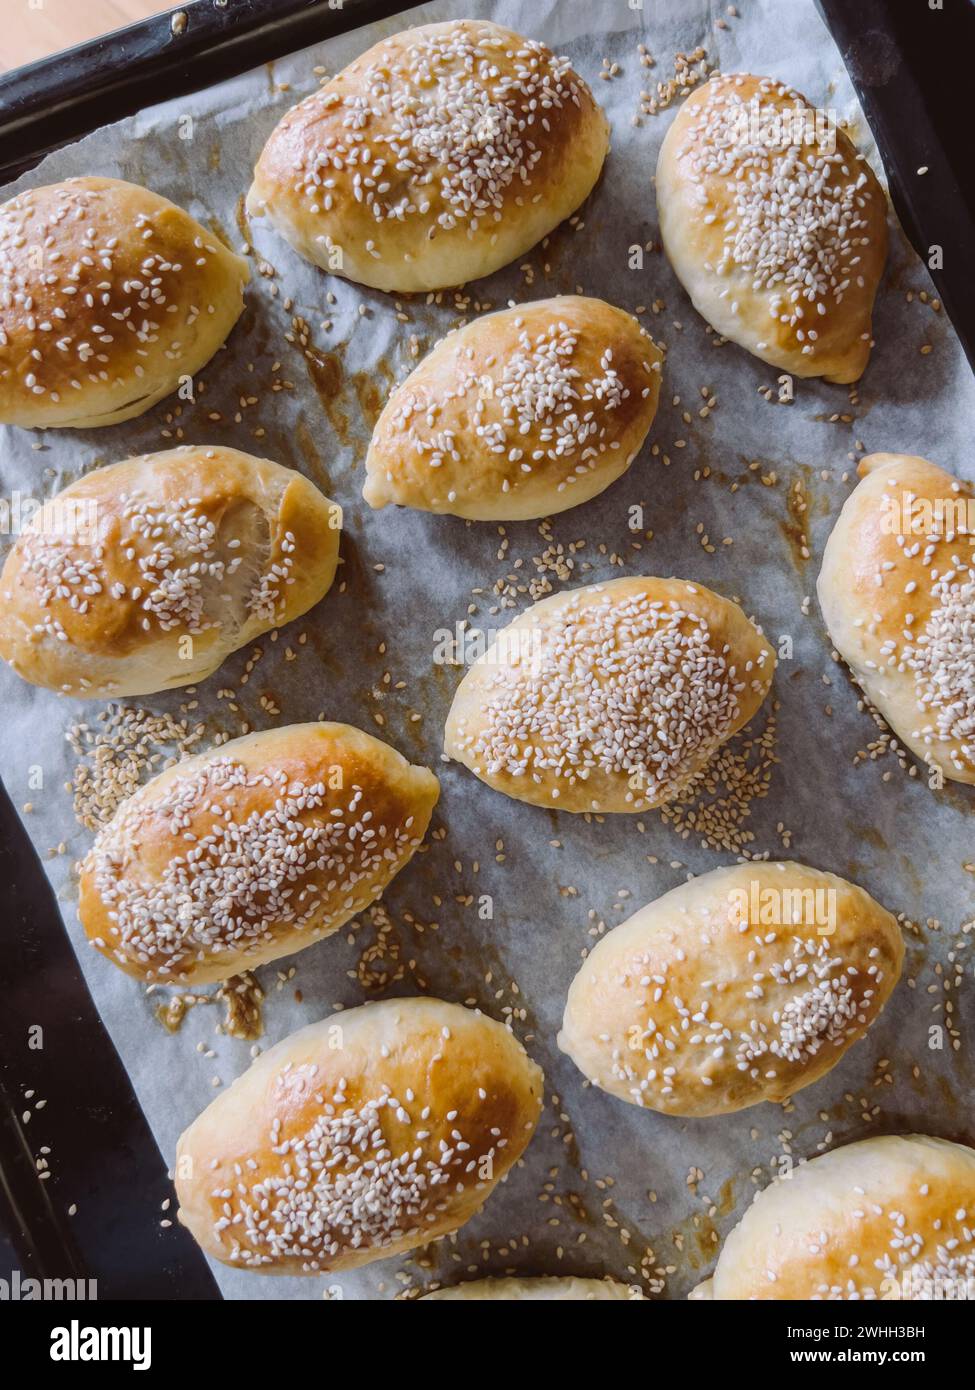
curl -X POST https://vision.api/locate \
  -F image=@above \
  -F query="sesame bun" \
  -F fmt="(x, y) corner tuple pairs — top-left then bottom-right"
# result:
(0, 177), (249, 428)
(444, 576), (775, 813)
(0, 445), (341, 698)
(818, 453), (975, 785)
(656, 74), (888, 384)
(559, 861), (903, 1118)
(363, 296), (663, 521)
(423, 1276), (644, 1300)
(78, 722), (439, 985)
(246, 20), (609, 293)
(175, 998), (543, 1274)
(705, 1135), (975, 1299)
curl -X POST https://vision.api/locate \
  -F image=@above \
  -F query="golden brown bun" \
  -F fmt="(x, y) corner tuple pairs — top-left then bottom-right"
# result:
(444, 576), (775, 813)
(423, 1276), (644, 1301)
(246, 20), (609, 293)
(559, 862), (903, 1117)
(78, 723), (439, 985)
(818, 452), (975, 784)
(0, 445), (341, 698)
(708, 1135), (975, 1299)
(175, 998), (543, 1274)
(0, 177), (249, 427)
(656, 74), (888, 384)
(363, 296), (663, 521)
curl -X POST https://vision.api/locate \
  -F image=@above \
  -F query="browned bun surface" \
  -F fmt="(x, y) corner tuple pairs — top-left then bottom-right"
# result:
(364, 296), (663, 521)
(175, 998), (543, 1273)
(656, 74), (887, 383)
(0, 445), (341, 697)
(0, 177), (249, 427)
(247, 21), (609, 293)
(79, 722), (439, 984)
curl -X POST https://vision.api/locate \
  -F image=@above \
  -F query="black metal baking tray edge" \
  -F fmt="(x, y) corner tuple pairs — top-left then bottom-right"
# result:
(0, 782), (220, 1299)
(0, 0), (417, 183)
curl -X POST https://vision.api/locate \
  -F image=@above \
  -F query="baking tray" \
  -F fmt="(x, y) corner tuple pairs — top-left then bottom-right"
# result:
(0, 0), (972, 1304)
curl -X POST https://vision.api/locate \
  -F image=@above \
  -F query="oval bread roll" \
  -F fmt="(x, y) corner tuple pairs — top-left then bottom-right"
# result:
(656, 74), (887, 384)
(246, 21), (609, 293)
(559, 862), (903, 1117)
(175, 998), (543, 1273)
(0, 177), (249, 428)
(78, 722), (439, 985)
(0, 445), (341, 698)
(363, 296), (663, 521)
(444, 576), (775, 813)
(423, 1276), (643, 1301)
(704, 1135), (975, 1299)
(818, 452), (975, 785)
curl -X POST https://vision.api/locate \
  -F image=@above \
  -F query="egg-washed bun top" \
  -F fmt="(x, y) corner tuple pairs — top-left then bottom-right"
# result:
(444, 576), (775, 813)
(175, 998), (544, 1274)
(559, 861), (904, 1117)
(711, 1134), (975, 1300)
(656, 73), (887, 384)
(78, 722), (439, 985)
(0, 177), (249, 428)
(818, 452), (975, 785)
(0, 445), (341, 698)
(422, 1276), (644, 1300)
(246, 20), (609, 293)
(364, 296), (664, 521)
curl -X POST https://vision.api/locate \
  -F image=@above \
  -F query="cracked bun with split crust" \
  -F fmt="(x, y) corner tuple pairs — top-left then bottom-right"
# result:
(818, 452), (975, 785)
(78, 722), (439, 985)
(656, 73), (887, 384)
(701, 1135), (975, 1299)
(0, 177), (249, 427)
(246, 20), (609, 293)
(0, 445), (341, 698)
(444, 576), (775, 813)
(363, 296), (664, 521)
(423, 1276), (644, 1300)
(175, 998), (543, 1274)
(559, 861), (903, 1118)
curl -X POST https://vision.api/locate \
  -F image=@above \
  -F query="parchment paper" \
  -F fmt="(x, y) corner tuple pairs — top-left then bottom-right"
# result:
(1, 0), (972, 1301)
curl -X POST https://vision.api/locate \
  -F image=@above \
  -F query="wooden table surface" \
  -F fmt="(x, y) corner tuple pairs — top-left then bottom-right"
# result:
(0, 0), (176, 72)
